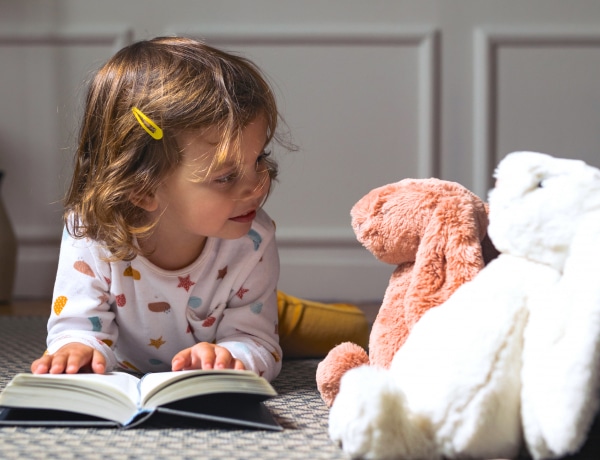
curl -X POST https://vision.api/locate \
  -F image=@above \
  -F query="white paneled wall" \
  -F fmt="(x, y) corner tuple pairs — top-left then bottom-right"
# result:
(473, 26), (600, 194)
(2, 1), (600, 302)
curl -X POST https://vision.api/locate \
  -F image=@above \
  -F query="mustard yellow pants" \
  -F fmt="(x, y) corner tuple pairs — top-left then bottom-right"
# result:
(276, 291), (370, 358)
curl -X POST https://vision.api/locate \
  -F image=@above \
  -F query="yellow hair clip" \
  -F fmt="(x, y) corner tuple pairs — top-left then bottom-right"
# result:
(132, 107), (163, 140)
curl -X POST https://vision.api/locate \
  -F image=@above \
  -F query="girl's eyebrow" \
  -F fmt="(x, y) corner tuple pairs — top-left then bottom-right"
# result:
(205, 160), (238, 177)
(212, 163), (236, 174)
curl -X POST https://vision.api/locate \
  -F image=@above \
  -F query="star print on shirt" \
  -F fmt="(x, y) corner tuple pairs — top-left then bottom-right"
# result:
(236, 286), (249, 299)
(217, 266), (228, 280)
(148, 336), (166, 349)
(177, 275), (196, 292)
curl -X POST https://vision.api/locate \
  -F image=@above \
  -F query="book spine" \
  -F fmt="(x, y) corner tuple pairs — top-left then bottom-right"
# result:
(123, 408), (155, 428)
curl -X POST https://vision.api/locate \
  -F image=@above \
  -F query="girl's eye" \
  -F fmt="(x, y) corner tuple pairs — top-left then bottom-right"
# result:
(214, 172), (238, 184)
(257, 150), (271, 165)
(212, 150), (272, 185)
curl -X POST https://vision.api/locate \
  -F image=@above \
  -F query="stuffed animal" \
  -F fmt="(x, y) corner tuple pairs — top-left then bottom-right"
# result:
(328, 151), (600, 459)
(316, 178), (495, 407)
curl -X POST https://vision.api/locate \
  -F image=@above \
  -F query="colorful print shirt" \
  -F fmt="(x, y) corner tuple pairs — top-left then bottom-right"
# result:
(47, 209), (282, 381)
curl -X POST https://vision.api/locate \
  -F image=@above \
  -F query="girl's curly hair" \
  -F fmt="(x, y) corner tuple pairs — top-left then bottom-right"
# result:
(65, 36), (283, 261)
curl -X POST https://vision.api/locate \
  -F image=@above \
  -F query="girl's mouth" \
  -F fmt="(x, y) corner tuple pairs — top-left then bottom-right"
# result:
(230, 210), (257, 223)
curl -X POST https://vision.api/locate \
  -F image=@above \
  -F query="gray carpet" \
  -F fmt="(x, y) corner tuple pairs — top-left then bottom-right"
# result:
(4, 317), (600, 460)
(0, 316), (349, 460)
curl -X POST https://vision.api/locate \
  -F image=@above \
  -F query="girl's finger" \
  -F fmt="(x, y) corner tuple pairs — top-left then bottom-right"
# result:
(171, 348), (192, 371)
(196, 345), (216, 370)
(91, 350), (107, 374)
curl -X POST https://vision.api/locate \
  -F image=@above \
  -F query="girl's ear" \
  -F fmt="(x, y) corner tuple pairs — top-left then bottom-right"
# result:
(130, 191), (159, 212)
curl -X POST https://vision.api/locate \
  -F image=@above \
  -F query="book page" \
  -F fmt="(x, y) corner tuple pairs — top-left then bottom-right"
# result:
(139, 370), (276, 408)
(14, 372), (141, 401)
(0, 372), (141, 425)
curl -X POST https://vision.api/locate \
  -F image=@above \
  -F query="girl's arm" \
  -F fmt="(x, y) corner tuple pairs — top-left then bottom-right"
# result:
(41, 228), (119, 372)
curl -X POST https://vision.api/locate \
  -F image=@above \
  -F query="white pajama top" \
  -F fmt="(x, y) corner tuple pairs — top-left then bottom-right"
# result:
(46, 209), (282, 381)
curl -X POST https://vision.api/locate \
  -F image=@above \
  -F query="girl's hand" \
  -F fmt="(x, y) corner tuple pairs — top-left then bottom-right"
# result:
(30, 343), (106, 375)
(171, 342), (245, 371)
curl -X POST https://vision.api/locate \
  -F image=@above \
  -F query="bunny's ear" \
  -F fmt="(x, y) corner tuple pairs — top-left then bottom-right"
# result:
(403, 191), (488, 328)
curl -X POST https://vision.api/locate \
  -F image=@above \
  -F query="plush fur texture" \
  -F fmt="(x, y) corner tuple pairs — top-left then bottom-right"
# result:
(316, 178), (492, 407)
(328, 152), (600, 459)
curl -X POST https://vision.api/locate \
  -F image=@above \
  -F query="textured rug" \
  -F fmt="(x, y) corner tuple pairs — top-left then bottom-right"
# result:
(0, 316), (349, 460)
(3, 316), (600, 460)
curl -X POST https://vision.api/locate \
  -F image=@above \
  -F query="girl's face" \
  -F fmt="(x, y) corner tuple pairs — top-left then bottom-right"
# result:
(139, 116), (271, 269)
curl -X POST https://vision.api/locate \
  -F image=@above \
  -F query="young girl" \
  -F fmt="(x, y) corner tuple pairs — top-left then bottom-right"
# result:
(31, 36), (285, 381)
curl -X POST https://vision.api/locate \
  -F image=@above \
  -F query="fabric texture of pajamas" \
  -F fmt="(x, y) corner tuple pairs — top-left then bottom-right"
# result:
(47, 209), (282, 382)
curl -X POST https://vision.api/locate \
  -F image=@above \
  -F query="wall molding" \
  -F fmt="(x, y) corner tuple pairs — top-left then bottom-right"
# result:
(0, 26), (133, 50)
(2, 26), (134, 250)
(178, 24), (440, 178)
(171, 24), (440, 247)
(6, 23), (438, 300)
(1, 27), (134, 298)
(472, 26), (600, 198)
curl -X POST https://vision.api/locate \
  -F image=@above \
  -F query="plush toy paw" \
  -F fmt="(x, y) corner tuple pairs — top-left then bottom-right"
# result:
(316, 342), (369, 407)
(329, 365), (437, 460)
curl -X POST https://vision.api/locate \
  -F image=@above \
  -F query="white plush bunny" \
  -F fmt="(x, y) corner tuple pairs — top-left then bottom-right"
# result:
(328, 152), (600, 459)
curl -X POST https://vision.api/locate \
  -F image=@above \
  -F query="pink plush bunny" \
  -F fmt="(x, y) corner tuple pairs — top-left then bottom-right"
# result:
(316, 178), (496, 407)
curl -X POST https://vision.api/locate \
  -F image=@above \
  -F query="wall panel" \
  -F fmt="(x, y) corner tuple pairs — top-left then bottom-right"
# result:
(0, 28), (133, 298)
(2, 1), (600, 303)
(473, 27), (600, 198)
(171, 25), (440, 300)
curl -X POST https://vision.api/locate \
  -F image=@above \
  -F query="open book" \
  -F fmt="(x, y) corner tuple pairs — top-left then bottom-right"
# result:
(0, 370), (281, 430)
